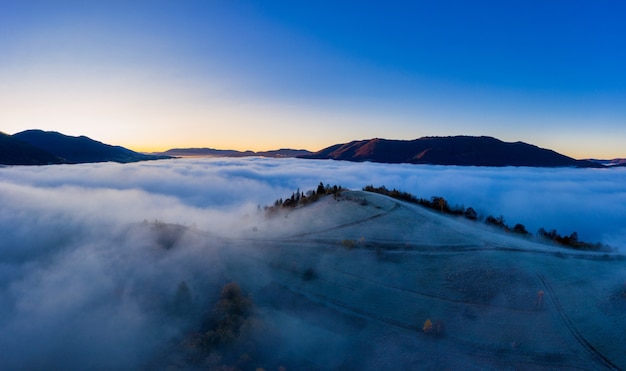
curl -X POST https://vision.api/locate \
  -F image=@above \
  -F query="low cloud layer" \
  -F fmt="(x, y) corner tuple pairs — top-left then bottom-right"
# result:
(3, 158), (623, 243)
(1, 158), (625, 368)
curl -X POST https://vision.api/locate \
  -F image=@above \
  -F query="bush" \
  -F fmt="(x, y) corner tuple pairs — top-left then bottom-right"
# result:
(302, 268), (317, 281)
(485, 215), (507, 229)
(537, 228), (603, 250)
(341, 239), (357, 249)
(464, 207), (478, 220)
(513, 223), (529, 235)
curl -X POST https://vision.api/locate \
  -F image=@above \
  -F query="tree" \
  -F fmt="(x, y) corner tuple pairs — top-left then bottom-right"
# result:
(316, 182), (325, 195)
(172, 281), (193, 317)
(464, 207), (478, 220)
(203, 282), (254, 347)
(537, 227), (547, 236)
(513, 223), (529, 235)
(431, 196), (449, 213)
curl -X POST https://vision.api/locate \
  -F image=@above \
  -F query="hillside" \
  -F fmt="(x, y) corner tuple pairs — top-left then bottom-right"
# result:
(13, 130), (170, 164)
(0, 132), (63, 165)
(300, 136), (602, 167)
(153, 190), (626, 369)
(222, 191), (626, 369)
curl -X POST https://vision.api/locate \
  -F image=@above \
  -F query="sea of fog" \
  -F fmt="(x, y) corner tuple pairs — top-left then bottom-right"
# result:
(2, 157), (624, 245)
(1, 157), (625, 368)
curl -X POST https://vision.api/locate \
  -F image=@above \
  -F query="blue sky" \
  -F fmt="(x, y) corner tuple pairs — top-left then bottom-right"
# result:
(1, 0), (625, 158)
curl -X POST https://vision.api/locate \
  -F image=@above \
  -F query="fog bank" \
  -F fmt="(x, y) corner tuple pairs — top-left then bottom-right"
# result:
(0, 157), (625, 368)
(3, 158), (623, 244)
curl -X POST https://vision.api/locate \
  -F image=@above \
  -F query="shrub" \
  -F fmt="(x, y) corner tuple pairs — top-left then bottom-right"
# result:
(302, 268), (317, 281)
(341, 239), (357, 249)
(513, 223), (529, 235)
(464, 207), (478, 220)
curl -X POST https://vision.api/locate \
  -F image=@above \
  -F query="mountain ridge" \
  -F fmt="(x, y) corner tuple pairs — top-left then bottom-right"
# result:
(7, 130), (170, 165)
(2, 131), (614, 168)
(300, 136), (602, 168)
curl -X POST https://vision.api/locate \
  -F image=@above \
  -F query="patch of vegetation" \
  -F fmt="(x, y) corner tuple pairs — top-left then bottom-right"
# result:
(301, 268), (317, 281)
(203, 282), (254, 346)
(148, 219), (187, 249)
(363, 184), (477, 224)
(422, 318), (445, 337)
(363, 185), (471, 218)
(264, 182), (345, 215)
(536, 228), (606, 250)
(341, 239), (357, 249)
(483, 215), (527, 236)
(166, 282), (281, 370)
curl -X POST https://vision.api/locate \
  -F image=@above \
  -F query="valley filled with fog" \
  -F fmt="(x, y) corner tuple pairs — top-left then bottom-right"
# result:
(1, 158), (625, 369)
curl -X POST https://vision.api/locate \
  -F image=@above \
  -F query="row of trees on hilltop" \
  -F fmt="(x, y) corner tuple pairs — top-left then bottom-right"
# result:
(362, 185), (479, 220)
(362, 185), (607, 251)
(264, 182), (345, 215)
(536, 228), (603, 249)
(484, 215), (529, 235)
(483, 214), (604, 249)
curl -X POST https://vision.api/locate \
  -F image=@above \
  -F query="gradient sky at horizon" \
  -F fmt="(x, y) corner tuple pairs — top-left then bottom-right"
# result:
(1, 0), (625, 158)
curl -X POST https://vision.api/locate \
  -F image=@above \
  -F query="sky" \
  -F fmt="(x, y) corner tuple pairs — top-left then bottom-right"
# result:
(1, 0), (625, 158)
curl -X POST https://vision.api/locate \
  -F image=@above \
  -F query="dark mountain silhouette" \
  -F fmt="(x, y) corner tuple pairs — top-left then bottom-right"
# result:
(300, 136), (602, 168)
(158, 147), (311, 158)
(0, 132), (63, 165)
(13, 130), (170, 164)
